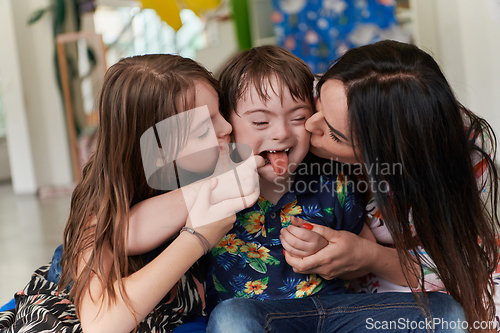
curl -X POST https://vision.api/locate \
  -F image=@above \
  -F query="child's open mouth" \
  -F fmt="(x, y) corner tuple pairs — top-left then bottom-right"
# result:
(259, 148), (290, 176)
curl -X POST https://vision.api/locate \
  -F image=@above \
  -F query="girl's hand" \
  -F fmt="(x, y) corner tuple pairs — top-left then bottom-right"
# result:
(185, 177), (259, 247)
(210, 145), (264, 205)
(280, 216), (328, 258)
(283, 222), (376, 280)
(181, 150), (263, 211)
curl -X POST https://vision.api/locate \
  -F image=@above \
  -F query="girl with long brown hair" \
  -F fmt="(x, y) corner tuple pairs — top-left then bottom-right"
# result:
(56, 54), (261, 333)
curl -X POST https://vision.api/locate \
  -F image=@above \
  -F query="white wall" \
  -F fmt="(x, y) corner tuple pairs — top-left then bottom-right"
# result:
(457, 0), (500, 135)
(0, 138), (11, 181)
(12, 0), (74, 188)
(0, 0), (74, 194)
(0, 0), (37, 194)
(195, 19), (239, 75)
(411, 0), (500, 161)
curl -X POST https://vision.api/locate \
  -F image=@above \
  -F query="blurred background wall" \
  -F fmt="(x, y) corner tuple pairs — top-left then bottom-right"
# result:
(0, 0), (499, 195)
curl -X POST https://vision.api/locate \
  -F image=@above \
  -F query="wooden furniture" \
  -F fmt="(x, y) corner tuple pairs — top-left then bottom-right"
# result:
(56, 31), (106, 181)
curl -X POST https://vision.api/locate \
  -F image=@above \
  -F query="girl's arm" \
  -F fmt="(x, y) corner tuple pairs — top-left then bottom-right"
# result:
(80, 221), (230, 333)
(127, 154), (264, 256)
(80, 179), (260, 333)
(127, 188), (190, 256)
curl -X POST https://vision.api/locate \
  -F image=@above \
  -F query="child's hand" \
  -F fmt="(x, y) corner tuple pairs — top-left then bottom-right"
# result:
(280, 216), (328, 258)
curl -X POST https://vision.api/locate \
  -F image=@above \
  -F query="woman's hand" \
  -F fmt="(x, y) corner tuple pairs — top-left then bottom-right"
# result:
(283, 219), (376, 280)
(280, 216), (328, 258)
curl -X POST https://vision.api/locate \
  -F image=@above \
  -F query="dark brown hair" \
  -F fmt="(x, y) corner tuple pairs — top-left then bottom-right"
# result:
(59, 54), (219, 318)
(218, 45), (314, 117)
(318, 40), (499, 329)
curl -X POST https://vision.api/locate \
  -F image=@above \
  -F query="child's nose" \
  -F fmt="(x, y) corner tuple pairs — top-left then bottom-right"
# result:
(271, 121), (291, 142)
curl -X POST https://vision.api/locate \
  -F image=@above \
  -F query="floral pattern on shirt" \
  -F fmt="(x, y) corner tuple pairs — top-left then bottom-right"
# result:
(209, 166), (365, 303)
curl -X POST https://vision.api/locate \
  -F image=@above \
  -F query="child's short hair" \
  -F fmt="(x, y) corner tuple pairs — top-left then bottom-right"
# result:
(219, 45), (314, 118)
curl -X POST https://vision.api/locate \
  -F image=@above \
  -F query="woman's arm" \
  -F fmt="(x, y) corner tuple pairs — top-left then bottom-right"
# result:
(332, 223), (376, 280)
(282, 221), (419, 288)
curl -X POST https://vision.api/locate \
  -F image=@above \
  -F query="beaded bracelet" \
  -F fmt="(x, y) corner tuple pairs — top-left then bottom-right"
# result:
(180, 227), (211, 255)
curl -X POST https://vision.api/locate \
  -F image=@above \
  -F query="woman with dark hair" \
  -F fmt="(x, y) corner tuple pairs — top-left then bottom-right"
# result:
(207, 40), (499, 332)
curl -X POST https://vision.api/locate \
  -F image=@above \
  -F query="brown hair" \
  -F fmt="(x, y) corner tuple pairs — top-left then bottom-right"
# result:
(218, 45), (314, 118)
(59, 54), (219, 317)
(318, 40), (499, 328)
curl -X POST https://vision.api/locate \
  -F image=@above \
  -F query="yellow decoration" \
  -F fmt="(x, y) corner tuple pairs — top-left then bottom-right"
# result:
(141, 0), (182, 31)
(183, 0), (220, 16)
(141, 0), (221, 31)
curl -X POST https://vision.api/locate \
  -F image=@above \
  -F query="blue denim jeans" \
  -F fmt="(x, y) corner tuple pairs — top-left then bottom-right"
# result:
(207, 292), (467, 333)
(47, 244), (63, 284)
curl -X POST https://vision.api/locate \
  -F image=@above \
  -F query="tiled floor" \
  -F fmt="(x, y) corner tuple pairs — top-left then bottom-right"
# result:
(0, 183), (70, 306)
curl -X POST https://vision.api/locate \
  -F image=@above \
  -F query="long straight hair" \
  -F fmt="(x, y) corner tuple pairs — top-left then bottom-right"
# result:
(317, 40), (499, 327)
(59, 54), (219, 318)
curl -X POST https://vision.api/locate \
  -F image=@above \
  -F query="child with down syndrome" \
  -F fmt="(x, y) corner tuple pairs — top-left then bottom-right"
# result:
(206, 45), (375, 305)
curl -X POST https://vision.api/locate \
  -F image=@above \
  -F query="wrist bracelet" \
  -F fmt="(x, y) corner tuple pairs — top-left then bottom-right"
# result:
(180, 227), (211, 255)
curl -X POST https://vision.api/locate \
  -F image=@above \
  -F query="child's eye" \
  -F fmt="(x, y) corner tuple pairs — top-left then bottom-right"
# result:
(293, 117), (306, 122)
(198, 126), (211, 139)
(329, 130), (341, 143)
(252, 121), (268, 127)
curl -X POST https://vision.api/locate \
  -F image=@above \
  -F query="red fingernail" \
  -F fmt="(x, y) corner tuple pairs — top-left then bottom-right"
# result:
(283, 249), (286, 256)
(302, 223), (313, 230)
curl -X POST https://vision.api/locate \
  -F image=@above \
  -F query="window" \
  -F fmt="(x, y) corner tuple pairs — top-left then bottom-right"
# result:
(94, 5), (206, 67)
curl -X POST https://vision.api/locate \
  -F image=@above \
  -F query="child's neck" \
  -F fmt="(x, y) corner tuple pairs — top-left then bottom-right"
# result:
(259, 175), (294, 205)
